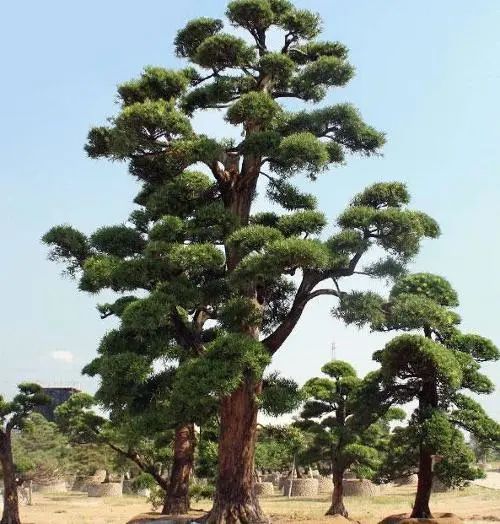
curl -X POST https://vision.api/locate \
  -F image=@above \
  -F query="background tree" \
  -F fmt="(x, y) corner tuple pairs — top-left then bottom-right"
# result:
(296, 361), (404, 517)
(55, 393), (173, 496)
(0, 384), (49, 524)
(377, 422), (483, 491)
(255, 425), (307, 477)
(69, 442), (122, 479)
(43, 0), (440, 520)
(196, 419), (219, 482)
(255, 424), (310, 499)
(336, 273), (500, 517)
(12, 413), (72, 485)
(469, 434), (500, 465)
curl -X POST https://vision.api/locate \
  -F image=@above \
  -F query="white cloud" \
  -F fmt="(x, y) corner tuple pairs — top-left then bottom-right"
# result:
(50, 350), (74, 363)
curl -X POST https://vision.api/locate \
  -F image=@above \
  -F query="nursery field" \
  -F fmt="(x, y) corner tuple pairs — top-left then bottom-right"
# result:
(18, 484), (500, 524)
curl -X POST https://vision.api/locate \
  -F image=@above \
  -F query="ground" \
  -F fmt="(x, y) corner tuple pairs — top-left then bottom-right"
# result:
(17, 482), (500, 524)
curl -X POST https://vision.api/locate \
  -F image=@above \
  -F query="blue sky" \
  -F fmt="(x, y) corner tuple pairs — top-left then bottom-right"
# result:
(1, 1), (499, 418)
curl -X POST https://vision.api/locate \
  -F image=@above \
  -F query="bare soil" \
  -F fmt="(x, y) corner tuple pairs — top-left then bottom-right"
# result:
(18, 484), (500, 524)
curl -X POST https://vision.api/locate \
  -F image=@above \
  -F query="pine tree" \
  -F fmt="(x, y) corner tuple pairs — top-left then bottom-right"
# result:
(255, 425), (307, 476)
(336, 273), (500, 518)
(0, 384), (49, 524)
(297, 361), (404, 517)
(12, 413), (73, 484)
(43, 1), (440, 521)
(55, 393), (173, 494)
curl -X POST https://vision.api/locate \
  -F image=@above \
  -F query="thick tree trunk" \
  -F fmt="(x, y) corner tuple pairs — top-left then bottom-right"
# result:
(208, 120), (267, 524)
(162, 424), (195, 515)
(206, 378), (266, 524)
(326, 470), (347, 517)
(411, 447), (433, 518)
(0, 436), (21, 524)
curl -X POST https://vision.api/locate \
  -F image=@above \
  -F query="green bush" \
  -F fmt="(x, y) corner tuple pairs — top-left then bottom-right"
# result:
(131, 472), (157, 491)
(189, 481), (215, 502)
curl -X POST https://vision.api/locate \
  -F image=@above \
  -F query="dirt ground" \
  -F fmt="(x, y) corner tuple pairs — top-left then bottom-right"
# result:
(474, 472), (500, 490)
(17, 483), (500, 524)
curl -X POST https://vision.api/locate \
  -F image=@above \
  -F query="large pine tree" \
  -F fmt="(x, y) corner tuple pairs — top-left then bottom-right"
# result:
(43, 1), (440, 521)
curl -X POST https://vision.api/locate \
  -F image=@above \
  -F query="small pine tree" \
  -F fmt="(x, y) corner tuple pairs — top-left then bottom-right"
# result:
(336, 273), (500, 518)
(296, 361), (404, 517)
(255, 425), (307, 477)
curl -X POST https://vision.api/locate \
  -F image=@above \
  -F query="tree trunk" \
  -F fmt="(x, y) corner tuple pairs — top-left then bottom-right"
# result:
(326, 470), (347, 517)
(411, 371), (437, 519)
(206, 378), (266, 524)
(0, 435), (21, 524)
(411, 446), (433, 518)
(162, 423), (195, 515)
(207, 121), (266, 524)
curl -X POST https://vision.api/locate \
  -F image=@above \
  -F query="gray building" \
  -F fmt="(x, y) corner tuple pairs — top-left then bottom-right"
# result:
(36, 387), (80, 421)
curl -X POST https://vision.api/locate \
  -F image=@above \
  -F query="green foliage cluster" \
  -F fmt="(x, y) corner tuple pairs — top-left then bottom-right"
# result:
(131, 472), (157, 491)
(12, 413), (72, 482)
(255, 425), (307, 472)
(0, 384), (50, 433)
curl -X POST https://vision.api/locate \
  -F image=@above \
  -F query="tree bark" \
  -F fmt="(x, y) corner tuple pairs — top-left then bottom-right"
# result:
(163, 423), (195, 515)
(208, 111), (266, 524)
(326, 470), (347, 517)
(411, 371), (437, 519)
(411, 446), (433, 518)
(206, 378), (266, 524)
(0, 434), (21, 524)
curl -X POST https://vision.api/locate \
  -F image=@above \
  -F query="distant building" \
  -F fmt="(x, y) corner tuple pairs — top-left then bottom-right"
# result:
(36, 387), (80, 422)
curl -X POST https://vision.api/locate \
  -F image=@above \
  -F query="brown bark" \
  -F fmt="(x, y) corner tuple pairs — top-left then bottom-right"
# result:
(263, 271), (322, 354)
(163, 424), (195, 515)
(411, 368), (438, 519)
(326, 471), (347, 517)
(0, 433), (21, 524)
(206, 378), (266, 524)
(208, 97), (267, 524)
(411, 447), (433, 518)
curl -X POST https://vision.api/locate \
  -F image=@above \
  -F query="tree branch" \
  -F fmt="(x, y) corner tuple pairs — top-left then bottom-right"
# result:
(171, 309), (205, 356)
(206, 160), (231, 186)
(262, 271), (324, 355)
(191, 71), (218, 87)
(272, 91), (308, 101)
(307, 288), (340, 301)
(193, 307), (214, 333)
(281, 32), (298, 54)
(259, 171), (277, 182)
(105, 440), (169, 490)
(331, 249), (366, 278)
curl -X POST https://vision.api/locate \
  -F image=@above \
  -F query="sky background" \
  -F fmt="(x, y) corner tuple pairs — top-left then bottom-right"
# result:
(1, 1), (499, 419)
